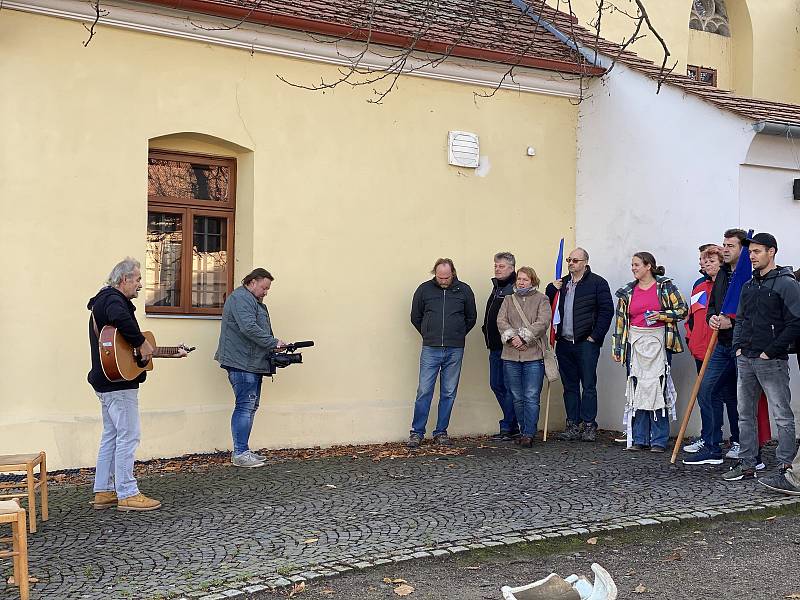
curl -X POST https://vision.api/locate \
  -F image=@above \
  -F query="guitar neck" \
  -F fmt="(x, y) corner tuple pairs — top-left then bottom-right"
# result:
(153, 346), (182, 358)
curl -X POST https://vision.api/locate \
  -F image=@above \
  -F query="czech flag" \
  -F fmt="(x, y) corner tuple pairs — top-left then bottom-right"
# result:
(550, 238), (564, 345)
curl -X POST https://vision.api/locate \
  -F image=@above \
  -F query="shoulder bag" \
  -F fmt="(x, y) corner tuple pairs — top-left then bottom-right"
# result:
(511, 294), (559, 382)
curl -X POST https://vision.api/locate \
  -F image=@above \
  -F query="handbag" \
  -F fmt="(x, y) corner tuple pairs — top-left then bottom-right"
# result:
(511, 294), (559, 382)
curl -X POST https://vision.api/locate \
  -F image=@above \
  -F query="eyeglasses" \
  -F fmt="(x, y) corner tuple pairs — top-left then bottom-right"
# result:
(565, 258), (586, 264)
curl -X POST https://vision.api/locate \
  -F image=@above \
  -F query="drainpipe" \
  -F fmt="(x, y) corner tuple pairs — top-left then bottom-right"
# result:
(752, 121), (800, 138)
(510, 0), (602, 67)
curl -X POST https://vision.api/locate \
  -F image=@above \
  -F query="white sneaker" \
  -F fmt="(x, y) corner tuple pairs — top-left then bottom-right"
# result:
(756, 462), (766, 471)
(231, 451), (266, 468)
(725, 442), (741, 460)
(683, 439), (705, 453)
(613, 433), (627, 444)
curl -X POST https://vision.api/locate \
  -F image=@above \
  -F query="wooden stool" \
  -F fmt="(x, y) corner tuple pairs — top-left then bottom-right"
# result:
(0, 500), (29, 600)
(0, 453), (48, 534)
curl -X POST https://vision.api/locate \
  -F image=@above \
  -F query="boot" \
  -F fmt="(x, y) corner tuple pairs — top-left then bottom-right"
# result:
(117, 493), (162, 512)
(581, 422), (598, 442)
(91, 491), (118, 510)
(557, 421), (583, 441)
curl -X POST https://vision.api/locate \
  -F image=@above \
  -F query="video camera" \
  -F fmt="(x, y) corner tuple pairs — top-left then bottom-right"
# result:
(266, 340), (314, 376)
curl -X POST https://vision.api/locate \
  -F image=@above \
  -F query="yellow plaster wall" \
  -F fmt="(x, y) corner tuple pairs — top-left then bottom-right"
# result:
(0, 10), (575, 469)
(687, 29), (733, 90)
(746, 0), (800, 104)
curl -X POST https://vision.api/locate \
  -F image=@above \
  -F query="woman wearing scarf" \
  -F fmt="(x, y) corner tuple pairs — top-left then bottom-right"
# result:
(612, 252), (688, 452)
(496, 266), (551, 447)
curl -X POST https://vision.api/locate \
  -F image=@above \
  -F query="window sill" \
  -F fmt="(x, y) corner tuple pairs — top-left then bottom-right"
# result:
(146, 314), (222, 320)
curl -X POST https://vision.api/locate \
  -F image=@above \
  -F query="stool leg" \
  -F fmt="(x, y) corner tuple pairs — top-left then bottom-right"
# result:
(11, 515), (21, 587)
(26, 468), (37, 534)
(39, 453), (49, 522)
(17, 511), (30, 600)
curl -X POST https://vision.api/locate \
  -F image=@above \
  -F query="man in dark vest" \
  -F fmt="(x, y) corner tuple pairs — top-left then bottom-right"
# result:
(546, 248), (613, 442)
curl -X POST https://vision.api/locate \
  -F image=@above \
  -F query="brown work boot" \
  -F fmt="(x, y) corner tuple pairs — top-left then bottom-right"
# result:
(91, 491), (118, 510)
(117, 493), (162, 512)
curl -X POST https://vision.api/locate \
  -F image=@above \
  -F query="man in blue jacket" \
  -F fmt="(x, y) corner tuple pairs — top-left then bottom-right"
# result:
(408, 258), (477, 448)
(215, 268), (285, 468)
(545, 248), (613, 442)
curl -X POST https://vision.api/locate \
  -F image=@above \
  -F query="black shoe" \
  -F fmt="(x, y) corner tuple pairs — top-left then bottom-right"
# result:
(407, 433), (422, 449)
(490, 431), (514, 442)
(580, 423), (597, 442)
(433, 433), (453, 447)
(557, 421), (583, 441)
(759, 471), (800, 496)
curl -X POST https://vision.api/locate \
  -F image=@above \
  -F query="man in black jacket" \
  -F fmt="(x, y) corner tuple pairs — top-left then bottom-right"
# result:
(480, 252), (518, 441)
(408, 258), (477, 448)
(88, 257), (186, 512)
(725, 233), (800, 481)
(545, 248), (613, 442)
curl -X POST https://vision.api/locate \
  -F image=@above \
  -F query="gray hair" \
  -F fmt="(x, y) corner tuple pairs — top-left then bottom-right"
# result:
(574, 247), (589, 262)
(494, 251), (516, 266)
(107, 257), (141, 286)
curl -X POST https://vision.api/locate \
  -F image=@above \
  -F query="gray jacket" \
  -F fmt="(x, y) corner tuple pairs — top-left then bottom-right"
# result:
(214, 285), (279, 373)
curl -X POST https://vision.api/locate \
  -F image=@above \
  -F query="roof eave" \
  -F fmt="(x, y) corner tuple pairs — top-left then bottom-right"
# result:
(133, 0), (605, 76)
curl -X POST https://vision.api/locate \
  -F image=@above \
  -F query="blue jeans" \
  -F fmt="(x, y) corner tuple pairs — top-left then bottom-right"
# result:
(503, 360), (544, 437)
(489, 349), (518, 433)
(555, 339), (601, 425)
(698, 343), (739, 455)
(627, 348), (672, 449)
(228, 370), (263, 455)
(632, 409), (670, 448)
(410, 346), (464, 438)
(94, 389), (141, 500)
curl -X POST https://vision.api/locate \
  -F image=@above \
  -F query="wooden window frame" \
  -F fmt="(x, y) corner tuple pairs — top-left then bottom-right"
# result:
(146, 149), (236, 316)
(687, 64), (717, 87)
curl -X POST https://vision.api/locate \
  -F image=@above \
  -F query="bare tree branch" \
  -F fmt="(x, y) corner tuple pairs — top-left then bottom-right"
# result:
(82, 0), (108, 47)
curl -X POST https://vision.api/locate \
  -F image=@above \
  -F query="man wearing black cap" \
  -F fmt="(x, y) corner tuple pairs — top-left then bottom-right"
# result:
(725, 233), (800, 481)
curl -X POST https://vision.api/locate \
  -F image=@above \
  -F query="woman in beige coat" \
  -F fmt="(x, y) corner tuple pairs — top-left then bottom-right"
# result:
(496, 266), (552, 447)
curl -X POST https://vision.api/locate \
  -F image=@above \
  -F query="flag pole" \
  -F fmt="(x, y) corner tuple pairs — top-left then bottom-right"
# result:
(543, 381), (552, 442)
(670, 329), (718, 464)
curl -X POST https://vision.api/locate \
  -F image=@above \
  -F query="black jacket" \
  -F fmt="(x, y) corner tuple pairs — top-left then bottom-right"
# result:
(410, 277), (477, 348)
(87, 287), (147, 392)
(481, 272), (516, 350)
(706, 263), (736, 346)
(733, 266), (800, 359)
(545, 267), (614, 344)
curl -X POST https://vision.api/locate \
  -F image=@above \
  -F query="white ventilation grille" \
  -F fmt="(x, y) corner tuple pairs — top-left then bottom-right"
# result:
(448, 131), (480, 168)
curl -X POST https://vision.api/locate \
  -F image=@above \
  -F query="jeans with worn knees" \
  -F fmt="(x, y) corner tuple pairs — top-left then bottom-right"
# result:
(503, 359), (544, 437)
(556, 339), (601, 425)
(228, 370), (264, 455)
(411, 346), (464, 438)
(489, 349), (518, 433)
(698, 343), (739, 455)
(94, 389), (141, 500)
(736, 356), (795, 468)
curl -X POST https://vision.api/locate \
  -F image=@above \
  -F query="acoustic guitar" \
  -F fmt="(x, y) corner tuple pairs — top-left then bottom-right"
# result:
(98, 325), (195, 382)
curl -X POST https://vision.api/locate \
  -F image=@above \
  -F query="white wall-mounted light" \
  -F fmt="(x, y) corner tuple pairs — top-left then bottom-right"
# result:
(448, 131), (480, 168)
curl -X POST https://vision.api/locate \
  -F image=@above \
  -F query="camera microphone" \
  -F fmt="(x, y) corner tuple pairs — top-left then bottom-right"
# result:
(292, 340), (315, 348)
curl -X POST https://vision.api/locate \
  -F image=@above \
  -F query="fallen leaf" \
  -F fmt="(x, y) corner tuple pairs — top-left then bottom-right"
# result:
(662, 551), (682, 562)
(784, 594), (800, 599)
(303, 538), (319, 544)
(383, 578), (407, 584)
(633, 584), (648, 594)
(625, 571), (637, 576)
(393, 583), (415, 596)
(464, 566), (480, 570)
(288, 581), (306, 597)
(586, 537), (598, 545)
(321, 590), (335, 596)
(766, 516), (776, 521)
(324, 484), (337, 489)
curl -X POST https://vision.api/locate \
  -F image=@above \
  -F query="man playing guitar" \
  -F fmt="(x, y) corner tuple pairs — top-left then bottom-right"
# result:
(87, 257), (187, 512)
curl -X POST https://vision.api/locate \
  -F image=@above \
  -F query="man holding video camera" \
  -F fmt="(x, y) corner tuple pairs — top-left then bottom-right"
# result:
(215, 268), (285, 468)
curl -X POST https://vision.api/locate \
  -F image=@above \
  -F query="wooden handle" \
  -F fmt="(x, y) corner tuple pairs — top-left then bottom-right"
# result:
(670, 329), (718, 464)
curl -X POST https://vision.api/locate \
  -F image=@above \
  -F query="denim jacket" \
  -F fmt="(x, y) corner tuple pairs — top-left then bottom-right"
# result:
(214, 286), (279, 373)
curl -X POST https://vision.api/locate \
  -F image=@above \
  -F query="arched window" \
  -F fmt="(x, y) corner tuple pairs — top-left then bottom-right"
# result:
(689, 0), (730, 37)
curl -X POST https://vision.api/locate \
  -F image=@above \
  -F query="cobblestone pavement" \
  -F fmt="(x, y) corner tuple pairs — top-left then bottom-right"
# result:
(6, 438), (799, 600)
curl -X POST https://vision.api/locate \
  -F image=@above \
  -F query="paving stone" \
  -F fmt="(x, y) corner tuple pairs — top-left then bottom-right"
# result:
(23, 438), (792, 600)
(198, 594), (226, 600)
(220, 591), (245, 598)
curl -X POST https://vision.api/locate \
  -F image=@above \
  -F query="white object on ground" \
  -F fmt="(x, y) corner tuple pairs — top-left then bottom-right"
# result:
(501, 563), (617, 600)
